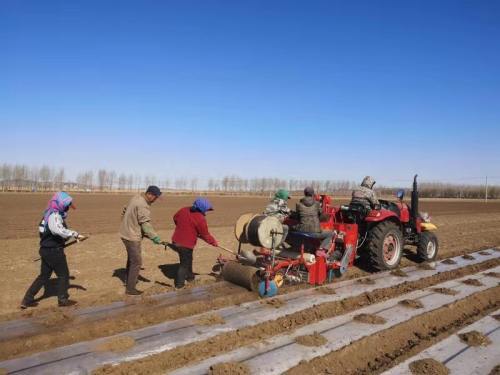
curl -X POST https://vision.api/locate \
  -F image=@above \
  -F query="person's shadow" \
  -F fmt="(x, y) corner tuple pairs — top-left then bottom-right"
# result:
(35, 276), (87, 302)
(158, 264), (201, 282)
(158, 263), (180, 282)
(112, 268), (151, 285)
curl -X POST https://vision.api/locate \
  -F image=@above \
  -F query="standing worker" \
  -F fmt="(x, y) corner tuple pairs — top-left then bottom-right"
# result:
(170, 197), (218, 289)
(21, 192), (84, 308)
(119, 185), (164, 295)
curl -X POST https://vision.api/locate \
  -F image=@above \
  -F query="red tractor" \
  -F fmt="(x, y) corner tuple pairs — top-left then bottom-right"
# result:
(219, 175), (438, 296)
(325, 174), (439, 270)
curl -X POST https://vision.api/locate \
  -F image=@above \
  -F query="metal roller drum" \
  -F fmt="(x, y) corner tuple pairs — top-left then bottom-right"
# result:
(221, 261), (260, 291)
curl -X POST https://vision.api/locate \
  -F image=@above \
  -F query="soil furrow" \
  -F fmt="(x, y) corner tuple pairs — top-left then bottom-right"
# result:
(91, 258), (500, 375)
(285, 287), (499, 375)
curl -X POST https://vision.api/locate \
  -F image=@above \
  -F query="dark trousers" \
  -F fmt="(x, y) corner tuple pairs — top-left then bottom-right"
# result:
(23, 247), (70, 303)
(173, 244), (194, 288)
(308, 231), (334, 250)
(122, 238), (142, 291)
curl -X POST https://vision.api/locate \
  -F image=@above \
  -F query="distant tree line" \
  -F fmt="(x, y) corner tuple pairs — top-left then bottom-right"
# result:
(1, 163), (498, 199)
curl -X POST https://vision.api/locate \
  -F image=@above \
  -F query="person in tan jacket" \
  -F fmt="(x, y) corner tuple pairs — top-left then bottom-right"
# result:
(119, 185), (163, 295)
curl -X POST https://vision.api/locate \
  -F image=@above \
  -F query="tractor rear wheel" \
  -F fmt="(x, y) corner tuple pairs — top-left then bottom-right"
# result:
(417, 231), (439, 261)
(366, 221), (403, 270)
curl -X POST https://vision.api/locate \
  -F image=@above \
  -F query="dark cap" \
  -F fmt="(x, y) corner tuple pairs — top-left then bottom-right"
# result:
(304, 186), (315, 197)
(146, 185), (162, 197)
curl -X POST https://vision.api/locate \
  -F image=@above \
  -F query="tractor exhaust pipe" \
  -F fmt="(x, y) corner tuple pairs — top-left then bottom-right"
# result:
(411, 174), (419, 230)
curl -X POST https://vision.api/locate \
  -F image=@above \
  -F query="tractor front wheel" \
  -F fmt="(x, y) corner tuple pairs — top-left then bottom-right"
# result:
(366, 221), (403, 270)
(417, 231), (439, 261)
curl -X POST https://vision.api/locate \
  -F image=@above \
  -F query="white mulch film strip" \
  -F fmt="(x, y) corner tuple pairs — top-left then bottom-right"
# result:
(0, 282), (219, 341)
(0, 249), (498, 375)
(382, 309), (500, 375)
(169, 266), (500, 375)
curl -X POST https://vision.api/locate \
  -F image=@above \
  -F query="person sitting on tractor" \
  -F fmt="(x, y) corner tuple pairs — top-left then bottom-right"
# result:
(351, 176), (380, 210)
(292, 187), (333, 252)
(264, 188), (291, 247)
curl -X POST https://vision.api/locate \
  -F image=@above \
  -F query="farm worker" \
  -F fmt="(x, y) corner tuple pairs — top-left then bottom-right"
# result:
(293, 187), (333, 251)
(351, 176), (379, 209)
(21, 192), (84, 308)
(119, 185), (163, 295)
(264, 188), (291, 246)
(170, 197), (218, 289)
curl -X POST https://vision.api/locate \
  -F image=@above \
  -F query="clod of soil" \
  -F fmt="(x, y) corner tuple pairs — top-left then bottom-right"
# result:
(418, 263), (435, 270)
(462, 278), (484, 287)
(458, 330), (492, 347)
(357, 278), (376, 285)
(391, 269), (408, 277)
(441, 259), (457, 265)
(261, 298), (286, 308)
(493, 314), (500, 321)
(316, 286), (336, 295)
(432, 287), (459, 295)
(485, 272), (500, 278)
(95, 336), (135, 353)
(196, 314), (226, 326)
(399, 299), (424, 309)
(208, 362), (250, 375)
(479, 251), (491, 256)
(462, 254), (475, 260)
(353, 313), (386, 325)
(409, 358), (450, 375)
(489, 365), (500, 375)
(295, 332), (328, 347)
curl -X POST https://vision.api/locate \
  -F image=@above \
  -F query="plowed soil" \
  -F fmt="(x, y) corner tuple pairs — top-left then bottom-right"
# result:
(286, 287), (499, 375)
(1, 195), (499, 319)
(0, 194), (499, 372)
(90, 260), (499, 375)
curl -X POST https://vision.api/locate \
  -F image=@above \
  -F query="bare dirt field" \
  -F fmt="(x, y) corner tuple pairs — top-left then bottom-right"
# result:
(0, 193), (499, 374)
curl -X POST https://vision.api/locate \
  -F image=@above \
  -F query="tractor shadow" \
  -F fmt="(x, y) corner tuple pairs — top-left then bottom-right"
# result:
(354, 247), (423, 273)
(35, 276), (86, 302)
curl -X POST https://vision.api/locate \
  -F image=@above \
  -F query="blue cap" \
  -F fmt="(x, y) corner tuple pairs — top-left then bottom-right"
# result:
(192, 197), (213, 214)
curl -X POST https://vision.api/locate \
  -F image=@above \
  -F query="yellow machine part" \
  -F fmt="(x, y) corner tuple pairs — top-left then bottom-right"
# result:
(421, 222), (437, 231)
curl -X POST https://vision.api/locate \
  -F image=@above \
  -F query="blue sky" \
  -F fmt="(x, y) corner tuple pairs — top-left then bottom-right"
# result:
(1, 0), (499, 186)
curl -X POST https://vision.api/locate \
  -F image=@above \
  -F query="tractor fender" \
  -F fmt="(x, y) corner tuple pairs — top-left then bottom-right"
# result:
(364, 209), (400, 223)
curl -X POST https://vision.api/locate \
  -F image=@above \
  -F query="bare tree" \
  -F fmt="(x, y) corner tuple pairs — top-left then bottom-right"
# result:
(118, 173), (127, 190)
(97, 169), (108, 191)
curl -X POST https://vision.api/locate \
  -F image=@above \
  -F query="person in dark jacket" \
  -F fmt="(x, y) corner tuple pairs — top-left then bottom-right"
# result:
(293, 187), (333, 250)
(171, 197), (218, 289)
(21, 192), (84, 308)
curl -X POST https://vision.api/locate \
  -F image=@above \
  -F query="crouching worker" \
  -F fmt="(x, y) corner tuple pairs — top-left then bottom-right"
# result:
(264, 189), (291, 247)
(171, 198), (218, 289)
(293, 187), (333, 252)
(21, 192), (83, 308)
(119, 185), (163, 295)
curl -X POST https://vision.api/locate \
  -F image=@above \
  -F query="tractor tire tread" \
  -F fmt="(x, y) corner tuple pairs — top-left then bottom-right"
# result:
(365, 221), (403, 271)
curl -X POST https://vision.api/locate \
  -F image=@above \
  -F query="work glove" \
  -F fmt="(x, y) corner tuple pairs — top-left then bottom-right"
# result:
(151, 236), (162, 245)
